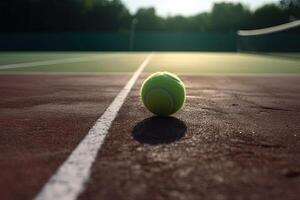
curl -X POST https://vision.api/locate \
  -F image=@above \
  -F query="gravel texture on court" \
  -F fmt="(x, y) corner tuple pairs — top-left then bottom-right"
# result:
(0, 74), (129, 200)
(80, 75), (300, 200)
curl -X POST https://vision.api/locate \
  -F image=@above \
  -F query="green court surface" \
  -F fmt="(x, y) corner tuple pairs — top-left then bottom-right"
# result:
(0, 52), (103, 65)
(0, 52), (299, 74)
(266, 53), (300, 60)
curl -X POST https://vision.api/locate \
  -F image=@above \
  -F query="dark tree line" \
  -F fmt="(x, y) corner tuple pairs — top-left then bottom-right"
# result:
(0, 0), (131, 32)
(0, 0), (299, 32)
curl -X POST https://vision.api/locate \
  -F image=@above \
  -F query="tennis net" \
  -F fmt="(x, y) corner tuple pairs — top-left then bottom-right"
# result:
(237, 20), (300, 52)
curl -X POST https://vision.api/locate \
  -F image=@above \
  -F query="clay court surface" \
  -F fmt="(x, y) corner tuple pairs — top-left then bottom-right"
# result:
(0, 52), (300, 200)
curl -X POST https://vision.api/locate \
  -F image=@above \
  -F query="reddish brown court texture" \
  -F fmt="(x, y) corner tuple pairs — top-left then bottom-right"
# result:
(1, 74), (300, 200)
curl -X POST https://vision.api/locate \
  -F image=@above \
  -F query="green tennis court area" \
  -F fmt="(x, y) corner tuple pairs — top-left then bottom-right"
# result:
(0, 52), (299, 74)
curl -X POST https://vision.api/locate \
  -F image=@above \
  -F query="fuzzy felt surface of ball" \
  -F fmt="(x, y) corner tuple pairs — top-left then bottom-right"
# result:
(140, 72), (186, 116)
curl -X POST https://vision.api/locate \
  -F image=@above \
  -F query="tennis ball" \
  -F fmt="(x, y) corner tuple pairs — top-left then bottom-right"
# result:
(140, 72), (186, 116)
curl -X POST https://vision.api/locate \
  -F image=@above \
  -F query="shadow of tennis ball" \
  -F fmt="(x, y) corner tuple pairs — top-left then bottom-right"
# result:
(132, 116), (187, 145)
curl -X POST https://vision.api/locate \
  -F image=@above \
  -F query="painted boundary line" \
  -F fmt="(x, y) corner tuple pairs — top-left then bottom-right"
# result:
(0, 55), (115, 70)
(34, 53), (153, 200)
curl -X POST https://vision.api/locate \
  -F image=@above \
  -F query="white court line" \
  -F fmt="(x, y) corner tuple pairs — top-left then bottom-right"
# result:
(34, 53), (153, 200)
(0, 55), (114, 70)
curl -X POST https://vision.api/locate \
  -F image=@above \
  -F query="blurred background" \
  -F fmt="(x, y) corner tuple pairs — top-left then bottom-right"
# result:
(0, 0), (299, 51)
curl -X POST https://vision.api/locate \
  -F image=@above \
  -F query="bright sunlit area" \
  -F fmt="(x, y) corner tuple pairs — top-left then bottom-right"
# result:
(123, 0), (278, 16)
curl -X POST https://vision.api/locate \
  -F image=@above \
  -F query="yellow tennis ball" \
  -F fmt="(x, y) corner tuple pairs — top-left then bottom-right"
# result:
(140, 72), (186, 116)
